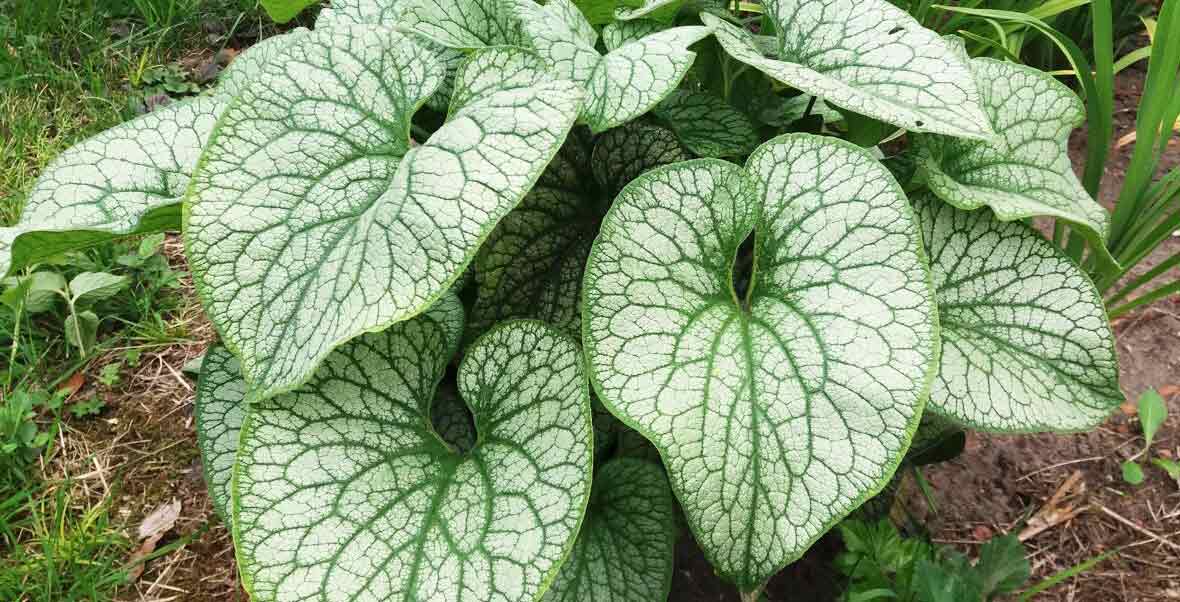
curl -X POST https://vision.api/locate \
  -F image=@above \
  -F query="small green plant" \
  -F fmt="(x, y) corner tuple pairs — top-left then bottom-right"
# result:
(836, 519), (1030, 602)
(0, 0), (1132, 599)
(0, 388), (62, 489)
(67, 397), (106, 419)
(97, 363), (122, 388)
(1122, 388), (1172, 485)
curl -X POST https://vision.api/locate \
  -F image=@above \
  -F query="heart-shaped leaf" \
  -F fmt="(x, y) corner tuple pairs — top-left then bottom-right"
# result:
(913, 58), (1113, 268)
(601, 20), (666, 51)
(469, 123), (690, 339)
(913, 195), (1120, 432)
(700, 0), (993, 139)
(541, 459), (677, 602)
(0, 97), (218, 278)
(514, 0), (711, 132)
(185, 28), (584, 402)
(584, 135), (938, 590)
(0, 31), (306, 279)
(317, 0), (403, 27)
(193, 346), (246, 525)
(397, 0), (526, 48)
(233, 301), (594, 602)
(652, 90), (759, 158)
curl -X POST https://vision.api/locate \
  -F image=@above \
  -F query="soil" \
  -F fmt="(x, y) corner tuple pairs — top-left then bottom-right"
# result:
(53, 58), (1176, 602)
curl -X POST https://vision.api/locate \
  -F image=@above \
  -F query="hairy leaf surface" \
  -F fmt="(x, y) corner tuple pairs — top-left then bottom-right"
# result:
(193, 346), (246, 525)
(185, 28), (583, 402)
(700, 0), (993, 139)
(470, 124), (689, 338)
(584, 135), (937, 589)
(652, 90), (759, 158)
(234, 304), (594, 602)
(541, 459), (676, 602)
(514, 0), (710, 132)
(914, 58), (1111, 261)
(914, 195), (1120, 432)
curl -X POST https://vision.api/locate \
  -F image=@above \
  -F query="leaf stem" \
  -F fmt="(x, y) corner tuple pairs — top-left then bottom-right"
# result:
(740, 582), (766, 602)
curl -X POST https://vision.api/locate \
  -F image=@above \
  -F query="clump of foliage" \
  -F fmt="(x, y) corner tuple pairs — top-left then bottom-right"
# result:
(836, 519), (1030, 602)
(0, 0), (1136, 599)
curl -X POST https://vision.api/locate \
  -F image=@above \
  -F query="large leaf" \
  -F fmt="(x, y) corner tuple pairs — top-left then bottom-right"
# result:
(513, 0), (711, 132)
(601, 20), (666, 51)
(396, 0), (525, 48)
(317, 0), (402, 27)
(185, 28), (584, 403)
(699, 0), (993, 140)
(584, 135), (937, 590)
(233, 302), (594, 602)
(913, 58), (1112, 266)
(652, 90), (759, 158)
(469, 123), (689, 338)
(0, 97), (218, 278)
(913, 195), (1120, 432)
(0, 31), (307, 279)
(541, 459), (676, 602)
(193, 346), (246, 525)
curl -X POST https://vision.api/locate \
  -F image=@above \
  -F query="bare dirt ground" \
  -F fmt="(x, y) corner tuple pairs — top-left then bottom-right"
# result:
(49, 65), (1176, 602)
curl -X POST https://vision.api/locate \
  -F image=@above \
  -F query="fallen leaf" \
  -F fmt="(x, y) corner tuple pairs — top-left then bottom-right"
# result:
(126, 534), (163, 581)
(1120, 399), (1138, 416)
(215, 47), (240, 67)
(1019, 471), (1086, 542)
(1159, 385), (1179, 399)
(59, 372), (85, 397)
(972, 525), (994, 541)
(138, 498), (181, 541)
(126, 499), (180, 582)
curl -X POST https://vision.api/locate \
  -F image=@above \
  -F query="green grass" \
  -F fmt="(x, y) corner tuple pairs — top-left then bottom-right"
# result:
(1, 0), (269, 387)
(0, 0), (268, 225)
(1, 3), (266, 599)
(0, 478), (133, 601)
(0, 384), (130, 601)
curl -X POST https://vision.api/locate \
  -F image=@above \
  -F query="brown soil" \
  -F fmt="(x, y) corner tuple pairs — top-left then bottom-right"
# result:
(55, 60), (1177, 602)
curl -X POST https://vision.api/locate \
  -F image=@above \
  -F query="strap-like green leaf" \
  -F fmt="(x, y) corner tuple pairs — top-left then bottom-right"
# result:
(233, 302), (594, 602)
(541, 459), (676, 602)
(652, 90), (759, 158)
(185, 28), (584, 403)
(193, 346), (246, 525)
(469, 124), (689, 338)
(514, 0), (710, 132)
(700, 0), (993, 140)
(584, 134), (937, 590)
(913, 195), (1121, 432)
(914, 58), (1112, 259)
